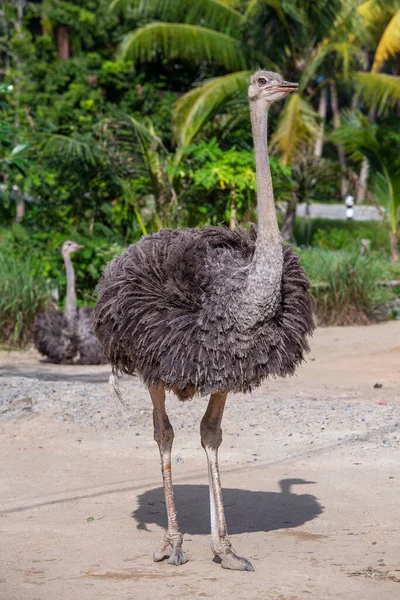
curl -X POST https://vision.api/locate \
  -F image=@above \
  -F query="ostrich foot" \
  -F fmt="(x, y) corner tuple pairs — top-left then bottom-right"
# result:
(167, 548), (188, 566)
(153, 536), (188, 566)
(217, 549), (254, 572)
(153, 542), (172, 562)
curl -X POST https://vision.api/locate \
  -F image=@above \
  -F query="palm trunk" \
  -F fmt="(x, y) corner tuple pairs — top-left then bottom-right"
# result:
(313, 85), (328, 158)
(15, 188), (25, 223)
(57, 26), (70, 61)
(330, 80), (348, 199)
(390, 231), (399, 263)
(229, 195), (237, 230)
(356, 159), (370, 204)
(281, 193), (297, 243)
(356, 105), (376, 204)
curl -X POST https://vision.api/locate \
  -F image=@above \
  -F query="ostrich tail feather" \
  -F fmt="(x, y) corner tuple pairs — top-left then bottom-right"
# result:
(109, 370), (131, 409)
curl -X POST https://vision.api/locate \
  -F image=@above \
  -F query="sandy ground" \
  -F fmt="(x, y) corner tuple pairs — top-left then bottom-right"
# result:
(0, 322), (400, 600)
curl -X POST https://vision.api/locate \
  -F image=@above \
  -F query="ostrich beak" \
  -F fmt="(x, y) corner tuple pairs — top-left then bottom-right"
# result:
(276, 81), (298, 93)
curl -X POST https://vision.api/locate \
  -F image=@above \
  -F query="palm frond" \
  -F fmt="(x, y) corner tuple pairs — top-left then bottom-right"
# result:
(300, 42), (366, 91)
(41, 135), (98, 166)
(243, 0), (297, 54)
(244, 0), (291, 26)
(110, 0), (242, 36)
(270, 94), (319, 166)
(330, 109), (383, 169)
(119, 22), (247, 71)
(356, 72), (400, 112)
(372, 9), (400, 72)
(102, 114), (167, 181)
(358, 0), (400, 23)
(372, 170), (400, 232)
(106, 113), (165, 150)
(173, 71), (251, 151)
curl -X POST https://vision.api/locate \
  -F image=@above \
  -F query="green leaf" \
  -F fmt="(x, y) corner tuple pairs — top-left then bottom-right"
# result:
(356, 72), (400, 113)
(372, 9), (400, 72)
(41, 135), (98, 166)
(330, 109), (381, 167)
(270, 94), (319, 166)
(10, 143), (28, 156)
(110, 0), (242, 36)
(119, 23), (247, 71)
(173, 71), (251, 151)
(299, 42), (366, 92)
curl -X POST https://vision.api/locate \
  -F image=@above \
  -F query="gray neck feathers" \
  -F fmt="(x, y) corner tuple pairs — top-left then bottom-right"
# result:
(63, 253), (78, 328)
(230, 100), (283, 328)
(250, 100), (280, 243)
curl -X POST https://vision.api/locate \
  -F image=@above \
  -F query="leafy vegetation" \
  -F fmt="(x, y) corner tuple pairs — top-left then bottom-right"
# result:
(299, 248), (400, 326)
(0, 247), (50, 347)
(0, 0), (399, 345)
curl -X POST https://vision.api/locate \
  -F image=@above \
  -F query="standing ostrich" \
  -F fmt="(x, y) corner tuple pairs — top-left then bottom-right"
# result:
(34, 240), (105, 365)
(94, 71), (314, 571)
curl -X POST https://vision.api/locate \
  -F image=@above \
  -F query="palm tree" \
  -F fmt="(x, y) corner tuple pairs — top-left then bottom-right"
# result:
(112, 1), (358, 150)
(111, 0), (365, 239)
(352, 0), (400, 203)
(332, 110), (400, 262)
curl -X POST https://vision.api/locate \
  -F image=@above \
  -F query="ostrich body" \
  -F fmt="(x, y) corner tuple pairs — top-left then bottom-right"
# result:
(94, 71), (314, 571)
(34, 241), (105, 365)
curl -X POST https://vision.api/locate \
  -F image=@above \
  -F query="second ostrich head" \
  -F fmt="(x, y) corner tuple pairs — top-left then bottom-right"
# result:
(62, 240), (83, 259)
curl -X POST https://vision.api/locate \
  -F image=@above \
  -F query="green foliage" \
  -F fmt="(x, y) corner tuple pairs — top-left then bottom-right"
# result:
(0, 246), (50, 347)
(173, 71), (251, 149)
(111, 0), (243, 36)
(170, 138), (292, 225)
(120, 23), (247, 71)
(298, 247), (394, 325)
(0, 0), (399, 348)
(295, 218), (390, 252)
(332, 110), (400, 240)
(0, 225), (124, 306)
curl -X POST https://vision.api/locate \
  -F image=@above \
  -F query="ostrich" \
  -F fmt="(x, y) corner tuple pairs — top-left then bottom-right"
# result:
(34, 240), (106, 365)
(94, 71), (315, 571)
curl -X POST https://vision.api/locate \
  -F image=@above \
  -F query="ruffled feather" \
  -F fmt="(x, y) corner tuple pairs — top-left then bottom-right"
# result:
(94, 226), (314, 399)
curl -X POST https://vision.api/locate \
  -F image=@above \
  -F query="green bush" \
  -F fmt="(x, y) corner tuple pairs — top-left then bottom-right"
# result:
(0, 224), (125, 347)
(0, 225), (124, 306)
(299, 247), (398, 326)
(0, 248), (50, 347)
(295, 218), (390, 254)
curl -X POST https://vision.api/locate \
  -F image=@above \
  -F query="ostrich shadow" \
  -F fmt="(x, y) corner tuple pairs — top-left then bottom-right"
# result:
(132, 478), (323, 535)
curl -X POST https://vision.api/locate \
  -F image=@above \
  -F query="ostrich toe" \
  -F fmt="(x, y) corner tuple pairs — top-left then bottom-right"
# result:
(220, 550), (254, 572)
(153, 542), (172, 562)
(167, 548), (188, 566)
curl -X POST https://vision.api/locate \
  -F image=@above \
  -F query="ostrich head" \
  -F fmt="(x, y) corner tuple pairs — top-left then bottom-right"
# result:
(248, 70), (298, 104)
(61, 240), (83, 258)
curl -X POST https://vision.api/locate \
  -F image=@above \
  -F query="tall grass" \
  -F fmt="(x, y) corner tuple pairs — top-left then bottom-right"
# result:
(0, 250), (51, 347)
(298, 247), (395, 326)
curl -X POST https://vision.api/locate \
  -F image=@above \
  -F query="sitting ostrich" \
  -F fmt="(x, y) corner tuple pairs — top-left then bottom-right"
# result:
(94, 71), (314, 571)
(34, 240), (105, 365)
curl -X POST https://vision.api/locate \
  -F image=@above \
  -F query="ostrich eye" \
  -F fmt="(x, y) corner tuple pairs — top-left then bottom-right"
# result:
(258, 77), (267, 86)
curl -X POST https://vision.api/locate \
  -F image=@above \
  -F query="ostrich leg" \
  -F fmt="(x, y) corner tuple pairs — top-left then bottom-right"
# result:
(149, 384), (187, 566)
(200, 392), (254, 571)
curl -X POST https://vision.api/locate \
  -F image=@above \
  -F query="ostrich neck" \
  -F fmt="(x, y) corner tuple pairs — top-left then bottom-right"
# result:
(230, 101), (283, 329)
(63, 254), (77, 327)
(250, 100), (280, 243)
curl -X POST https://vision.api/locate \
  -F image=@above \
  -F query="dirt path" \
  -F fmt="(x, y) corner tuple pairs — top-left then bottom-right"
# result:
(1, 322), (400, 599)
